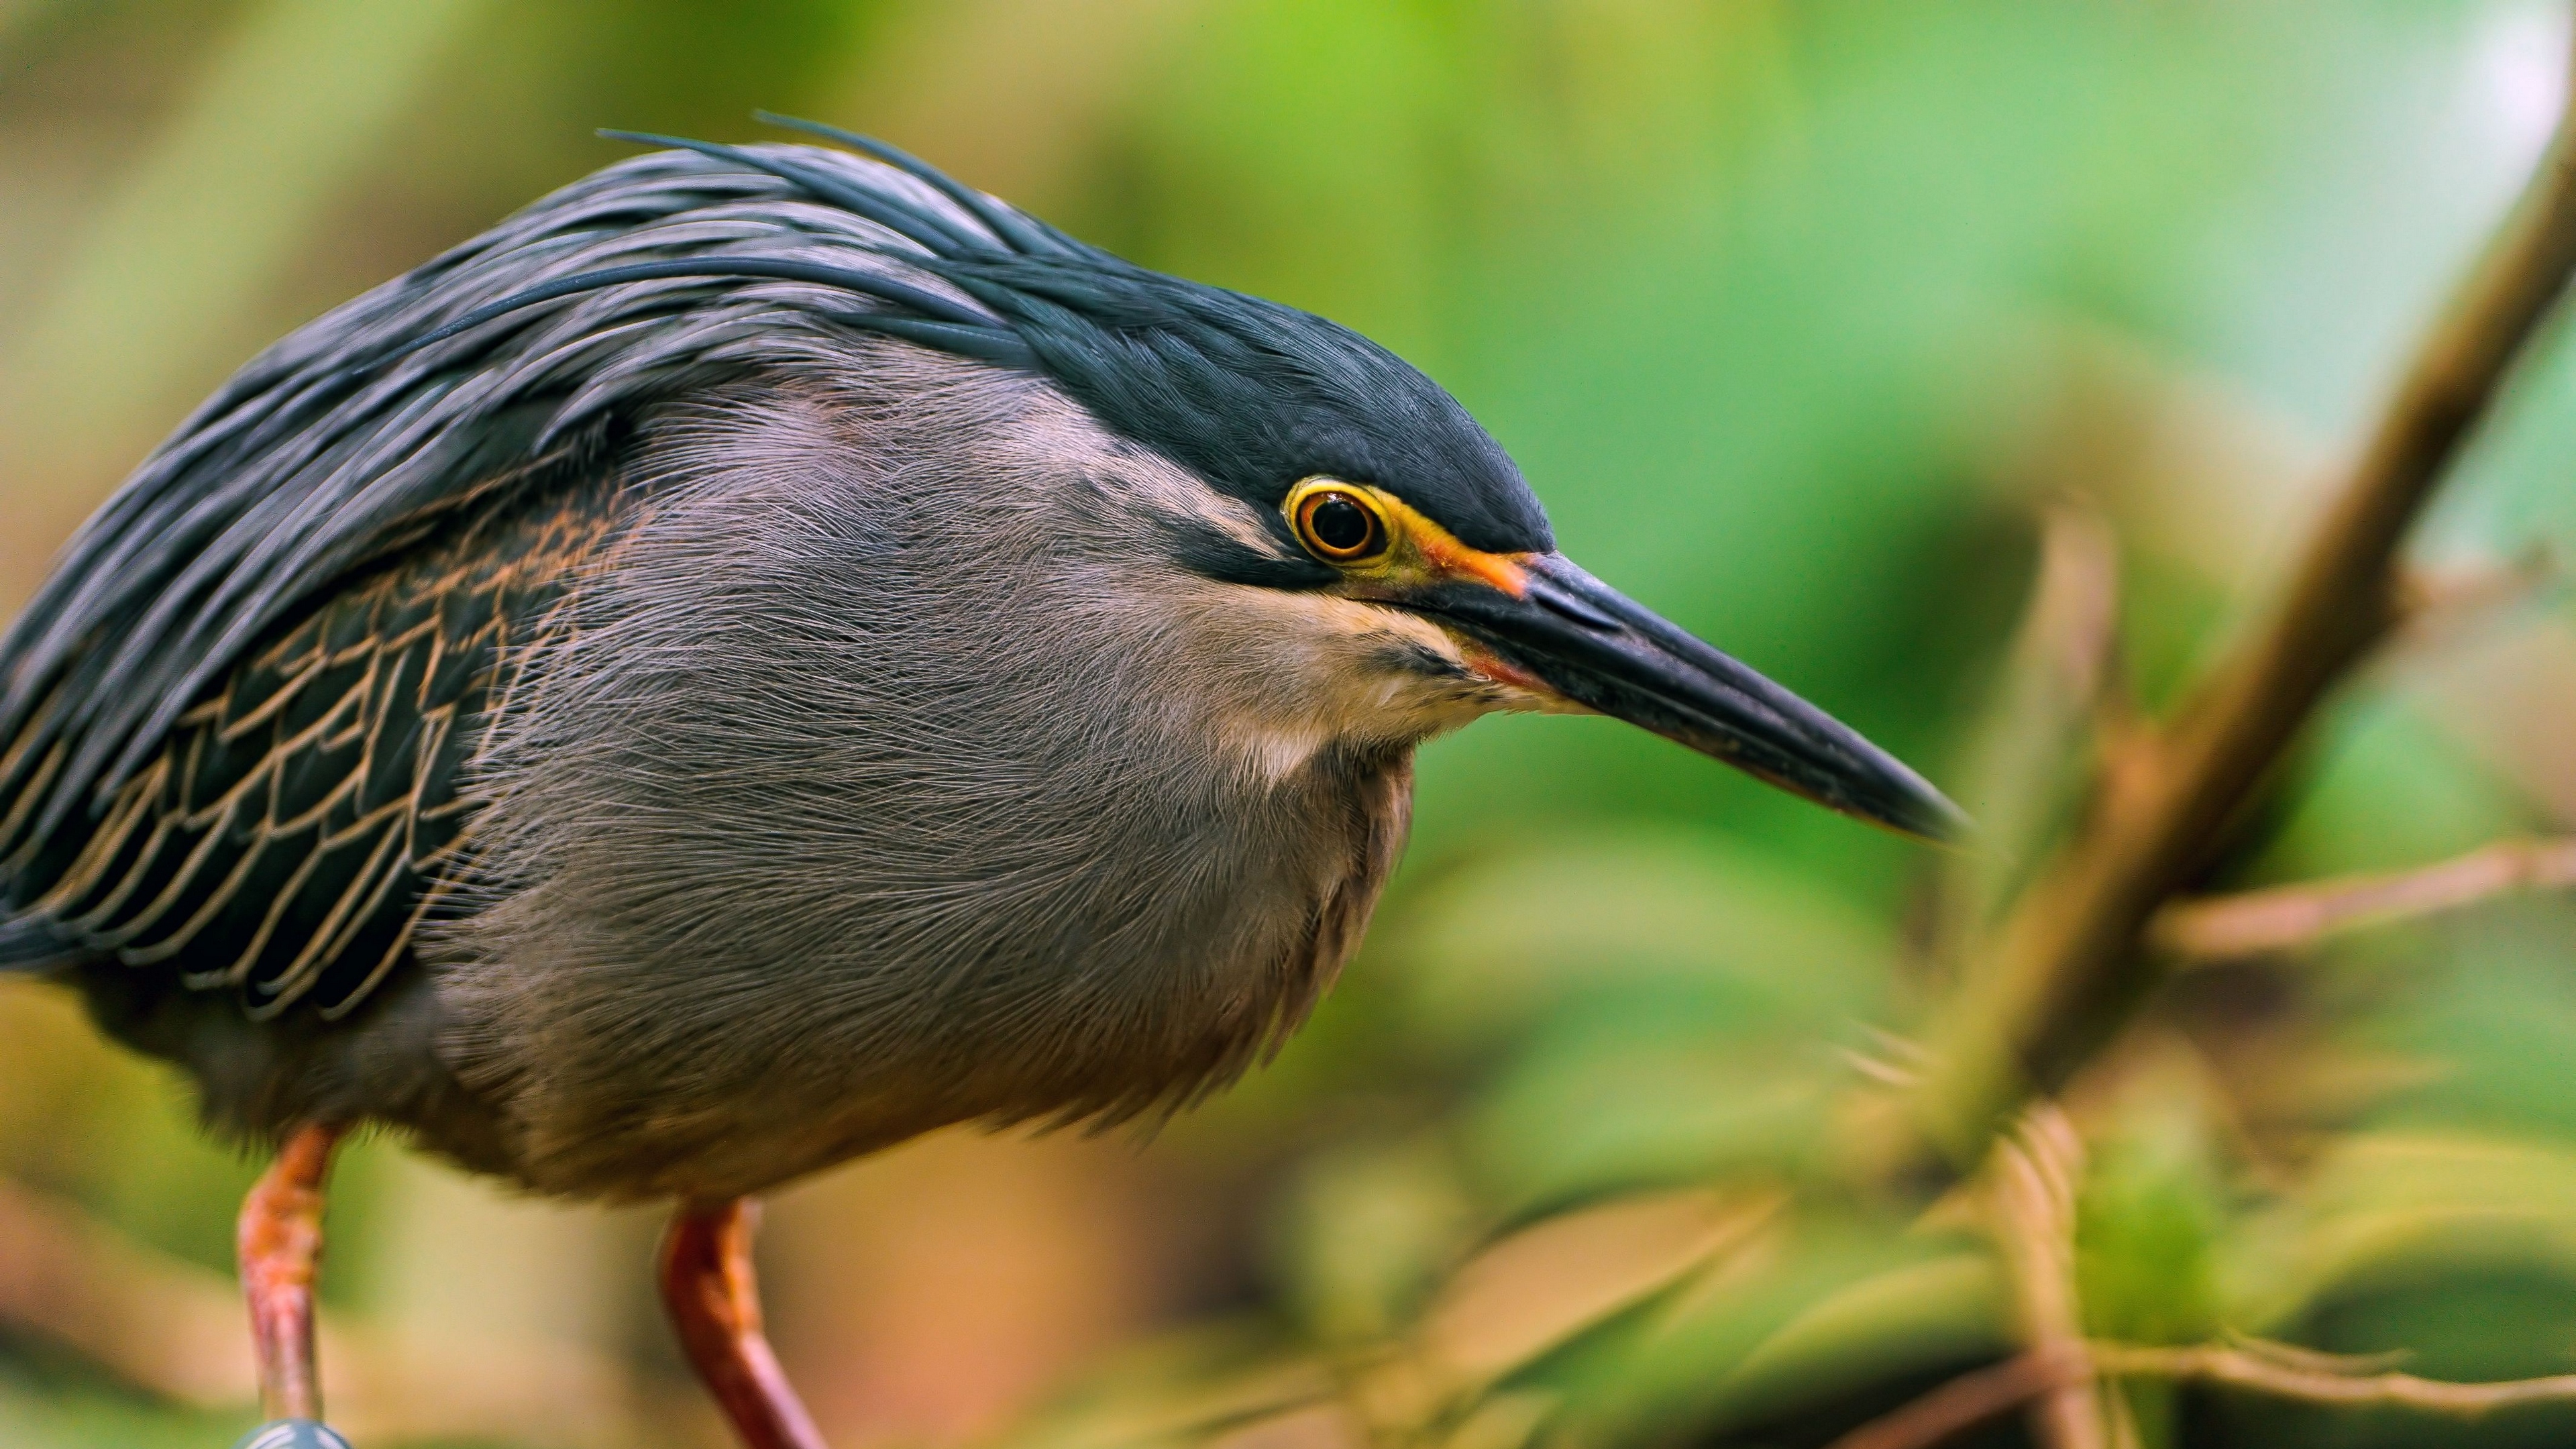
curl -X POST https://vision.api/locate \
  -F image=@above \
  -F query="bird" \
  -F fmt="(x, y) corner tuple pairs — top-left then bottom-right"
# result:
(0, 115), (1961, 1449)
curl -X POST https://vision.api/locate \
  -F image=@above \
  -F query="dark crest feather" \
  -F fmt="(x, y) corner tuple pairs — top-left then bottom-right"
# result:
(595, 129), (987, 255)
(0, 117), (1546, 862)
(392, 258), (1028, 365)
(750, 111), (1082, 260)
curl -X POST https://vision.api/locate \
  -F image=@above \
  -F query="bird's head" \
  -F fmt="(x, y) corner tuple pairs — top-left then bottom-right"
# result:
(449, 119), (1965, 841)
(966, 252), (1962, 841)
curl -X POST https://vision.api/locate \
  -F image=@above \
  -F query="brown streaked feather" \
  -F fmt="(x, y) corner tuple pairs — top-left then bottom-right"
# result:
(4, 470), (631, 1022)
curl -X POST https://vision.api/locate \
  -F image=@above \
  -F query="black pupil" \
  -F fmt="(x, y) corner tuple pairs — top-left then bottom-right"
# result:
(1309, 495), (1375, 553)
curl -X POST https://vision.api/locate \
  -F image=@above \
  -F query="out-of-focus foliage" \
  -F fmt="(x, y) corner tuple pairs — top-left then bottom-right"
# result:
(7, 3), (2576, 1448)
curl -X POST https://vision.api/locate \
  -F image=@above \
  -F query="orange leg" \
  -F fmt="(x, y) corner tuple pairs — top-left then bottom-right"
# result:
(237, 1122), (346, 1424)
(659, 1197), (826, 1449)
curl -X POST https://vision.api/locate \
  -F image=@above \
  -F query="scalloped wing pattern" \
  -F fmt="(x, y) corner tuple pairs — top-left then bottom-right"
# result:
(0, 480), (623, 1020)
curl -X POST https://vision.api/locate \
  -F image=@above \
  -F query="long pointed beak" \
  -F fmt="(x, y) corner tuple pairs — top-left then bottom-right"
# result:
(1403, 553), (1968, 841)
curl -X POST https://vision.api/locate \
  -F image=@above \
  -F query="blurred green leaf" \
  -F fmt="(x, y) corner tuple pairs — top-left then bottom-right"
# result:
(1552, 1212), (1991, 1444)
(2220, 1133), (2576, 1338)
(1413, 1187), (1778, 1397)
(1386, 826), (1892, 1059)
(2076, 1087), (2231, 1346)
(1464, 1032), (1841, 1208)
(1702, 1250), (2008, 1432)
(1270, 1134), (1476, 1348)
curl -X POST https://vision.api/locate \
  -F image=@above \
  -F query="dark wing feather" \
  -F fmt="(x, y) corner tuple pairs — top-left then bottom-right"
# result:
(0, 917), (74, 971)
(5, 464), (623, 1018)
(0, 138), (1030, 1020)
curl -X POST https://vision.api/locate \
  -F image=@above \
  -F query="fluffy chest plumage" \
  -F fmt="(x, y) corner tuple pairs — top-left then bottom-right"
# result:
(430, 665), (1415, 1199)
(415, 371), (1438, 1199)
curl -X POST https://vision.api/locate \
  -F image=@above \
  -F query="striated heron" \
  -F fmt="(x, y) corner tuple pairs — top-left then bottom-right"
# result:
(0, 117), (1960, 1449)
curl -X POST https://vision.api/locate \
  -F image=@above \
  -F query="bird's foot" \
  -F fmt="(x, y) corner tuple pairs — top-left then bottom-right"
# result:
(237, 1123), (347, 1424)
(659, 1197), (827, 1449)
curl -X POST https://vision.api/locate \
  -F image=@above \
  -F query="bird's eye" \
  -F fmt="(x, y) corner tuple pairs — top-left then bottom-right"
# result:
(1288, 481), (1392, 564)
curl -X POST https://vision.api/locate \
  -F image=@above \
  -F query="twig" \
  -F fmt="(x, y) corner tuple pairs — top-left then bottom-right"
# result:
(2094, 1342), (2576, 1415)
(1935, 504), (2126, 955)
(1828, 1338), (2576, 1449)
(1823, 1347), (2085, 1449)
(1898, 19), (2576, 1167)
(2153, 835), (2576, 959)
(1989, 1108), (2104, 1449)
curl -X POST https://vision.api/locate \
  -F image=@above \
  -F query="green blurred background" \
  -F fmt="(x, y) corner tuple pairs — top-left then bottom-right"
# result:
(7, 3), (2576, 1446)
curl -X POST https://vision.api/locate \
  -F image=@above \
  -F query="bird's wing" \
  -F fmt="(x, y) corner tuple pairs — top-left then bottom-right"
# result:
(1, 465), (621, 1018)
(0, 916), (75, 972)
(0, 138), (1024, 1020)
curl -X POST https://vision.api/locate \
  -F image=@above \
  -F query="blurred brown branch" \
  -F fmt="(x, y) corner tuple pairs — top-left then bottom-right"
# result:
(1988, 1108), (2108, 1449)
(2153, 835), (2576, 959)
(1897, 23), (2576, 1169)
(0, 1173), (252, 1409)
(2092, 1341), (2576, 1413)
(1831, 1337), (2576, 1449)
(1823, 1346), (2088, 1449)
